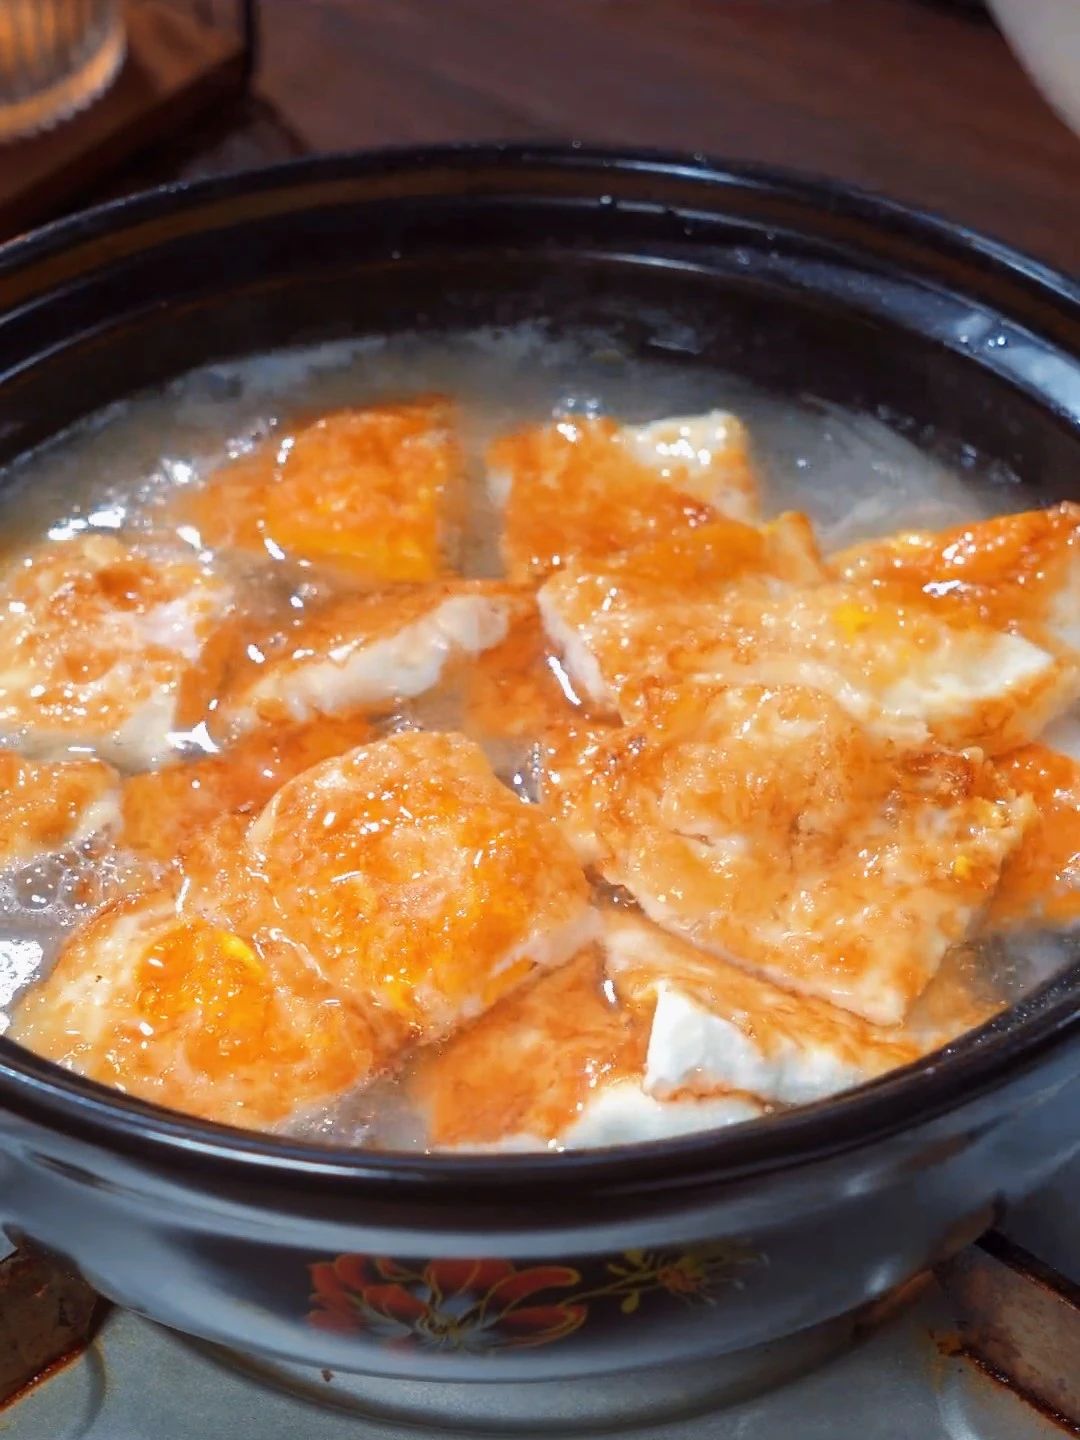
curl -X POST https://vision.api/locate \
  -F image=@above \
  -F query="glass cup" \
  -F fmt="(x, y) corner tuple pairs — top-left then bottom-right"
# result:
(0, 0), (125, 142)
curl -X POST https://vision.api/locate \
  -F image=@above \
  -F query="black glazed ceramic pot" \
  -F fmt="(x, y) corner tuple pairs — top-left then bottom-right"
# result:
(0, 147), (1077, 1414)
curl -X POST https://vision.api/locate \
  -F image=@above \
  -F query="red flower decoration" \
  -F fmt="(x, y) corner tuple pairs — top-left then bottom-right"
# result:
(308, 1255), (587, 1353)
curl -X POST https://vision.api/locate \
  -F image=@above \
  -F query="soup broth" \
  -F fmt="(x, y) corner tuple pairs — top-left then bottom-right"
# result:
(0, 325), (1073, 1151)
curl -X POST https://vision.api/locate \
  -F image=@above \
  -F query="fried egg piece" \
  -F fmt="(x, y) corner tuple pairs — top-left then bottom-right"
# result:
(248, 731), (595, 1042)
(565, 684), (1031, 1025)
(537, 512), (826, 710)
(121, 710), (374, 863)
(557, 1084), (764, 1148)
(409, 948), (644, 1148)
(543, 527), (1075, 750)
(603, 914), (924, 1106)
(987, 743), (1080, 931)
(670, 583), (1074, 753)
(488, 411), (759, 582)
(221, 582), (527, 738)
(183, 398), (463, 583)
(410, 948), (762, 1151)
(9, 892), (377, 1129)
(0, 535), (233, 769)
(833, 502), (1080, 655)
(0, 753), (119, 868)
(18, 732), (597, 1130)
(537, 720), (625, 866)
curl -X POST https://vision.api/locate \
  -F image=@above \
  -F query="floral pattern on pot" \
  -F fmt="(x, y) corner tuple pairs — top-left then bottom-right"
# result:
(307, 1242), (762, 1353)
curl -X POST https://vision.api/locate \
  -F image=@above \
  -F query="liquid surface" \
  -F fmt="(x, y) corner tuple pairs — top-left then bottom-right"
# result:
(0, 325), (1074, 1151)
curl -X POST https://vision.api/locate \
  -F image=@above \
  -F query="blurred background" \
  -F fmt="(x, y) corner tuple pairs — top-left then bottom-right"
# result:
(0, 0), (1077, 267)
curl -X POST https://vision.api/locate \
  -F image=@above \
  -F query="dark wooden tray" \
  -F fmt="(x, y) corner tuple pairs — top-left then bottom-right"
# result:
(0, 1), (250, 238)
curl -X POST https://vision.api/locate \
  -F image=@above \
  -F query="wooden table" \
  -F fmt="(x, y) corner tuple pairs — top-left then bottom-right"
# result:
(11, 0), (1080, 272)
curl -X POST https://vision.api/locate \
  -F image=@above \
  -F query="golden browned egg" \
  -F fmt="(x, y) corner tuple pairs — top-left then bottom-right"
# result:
(409, 944), (765, 1150)
(537, 719), (625, 866)
(987, 743), (1080, 931)
(488, 411), (759, 582)
(833, 502), (1080, 654)
(537, 512), (826, 711)
(603, 913), (925, 1106)
(0, 753), (119, 867)
(220, 582), (529, 738)
(10, 891), (377, 1128)
(121, 710), (374, 864)
(670, 584), (1077, 753)
(542, 530), (1077, 752)
(0, 535), (233, 769)
(15, 732), (594, 1130)
(248, 731), (595, 1039)
(559, 684), (1032, 1025)
(409, 948), (647, 1148)
(183, 398), (463, 583)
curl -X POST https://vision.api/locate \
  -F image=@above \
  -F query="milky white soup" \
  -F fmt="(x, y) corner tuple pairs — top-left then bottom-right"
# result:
(0, 326), (1076, 1152)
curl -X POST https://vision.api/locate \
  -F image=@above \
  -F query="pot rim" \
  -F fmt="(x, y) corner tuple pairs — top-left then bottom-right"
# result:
(0, 141), (1076, 1201)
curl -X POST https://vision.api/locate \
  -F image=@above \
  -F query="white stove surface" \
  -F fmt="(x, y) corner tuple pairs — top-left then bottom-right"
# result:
(0, 1278), (1068, 1440)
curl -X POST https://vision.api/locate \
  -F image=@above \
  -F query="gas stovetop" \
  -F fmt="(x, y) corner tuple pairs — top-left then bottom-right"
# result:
(3, 1158), (1077, 1440)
